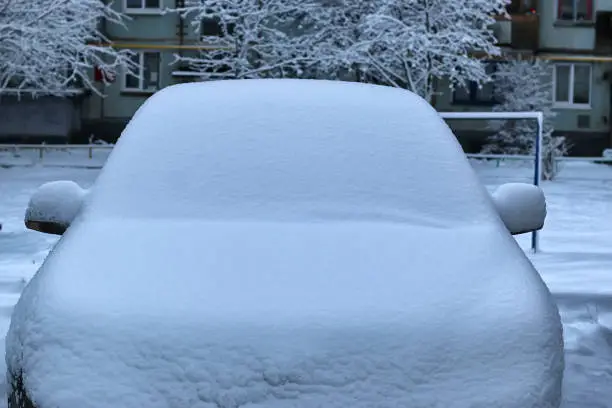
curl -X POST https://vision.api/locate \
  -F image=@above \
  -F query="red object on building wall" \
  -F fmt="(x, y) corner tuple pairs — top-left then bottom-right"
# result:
(94, 66), (116, 83)
(94, 66), (103, 82)
(586, 0), (593, 20)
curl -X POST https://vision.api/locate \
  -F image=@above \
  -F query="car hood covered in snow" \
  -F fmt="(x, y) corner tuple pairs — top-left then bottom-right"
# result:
(8, 220), (563, 408)
(7, 79), (563, 407)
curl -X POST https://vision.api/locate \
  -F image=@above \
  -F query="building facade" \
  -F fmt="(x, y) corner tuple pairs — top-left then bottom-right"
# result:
(436, 0), (612, 156)
(70, 0), (612, 155)
(78, 0), (198, 142)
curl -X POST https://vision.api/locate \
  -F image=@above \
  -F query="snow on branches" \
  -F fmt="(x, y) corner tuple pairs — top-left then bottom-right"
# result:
(175, 0), (318, 79)
(0, 0), (137, 96)
(482, 58), (567, 180)
(358, 0), (509, 101)
(302, 0), (378, 81)
(176, 0), (509, 97)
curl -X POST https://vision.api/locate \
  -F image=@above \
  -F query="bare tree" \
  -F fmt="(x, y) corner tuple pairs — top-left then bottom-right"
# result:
(0, 0), (136, 96)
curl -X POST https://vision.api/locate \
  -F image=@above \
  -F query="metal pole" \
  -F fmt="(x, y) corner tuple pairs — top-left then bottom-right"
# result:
(531, 112), (544, 253)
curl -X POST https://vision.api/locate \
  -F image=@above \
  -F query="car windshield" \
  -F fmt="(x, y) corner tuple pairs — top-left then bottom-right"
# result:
(87, 80), (496, 227)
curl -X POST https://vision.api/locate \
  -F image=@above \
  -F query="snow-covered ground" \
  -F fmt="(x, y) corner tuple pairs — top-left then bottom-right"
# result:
(474, 160), (612, 408)
(0, 150), (611, 407)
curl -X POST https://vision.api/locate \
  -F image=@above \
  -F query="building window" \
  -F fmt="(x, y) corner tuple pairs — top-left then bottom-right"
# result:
(124, 52), (161, 92)
(201, 17), (222, 36)
(553, 63), (591, 107)
(452, 63), (498, 106)
(557, 0), (593, 22)
(200, 17), (235, 37)
(124, 0), (161, 11)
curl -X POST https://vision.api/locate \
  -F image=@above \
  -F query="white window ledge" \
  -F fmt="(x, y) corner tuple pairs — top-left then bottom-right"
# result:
(124, 9), (164, 16)
(553, 103), (592, 110)
(172, 71), (206, 77)
(120, 88), (157, 94)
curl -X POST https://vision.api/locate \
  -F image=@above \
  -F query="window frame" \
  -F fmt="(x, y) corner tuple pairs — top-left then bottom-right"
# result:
(552, 63), (592, 109)
(556, 0), (593, 22)
(451, 62), (500, 106)
(122, 51), (162, 93)
(123, 0), (162, 14)
(200, 17), (236, 39)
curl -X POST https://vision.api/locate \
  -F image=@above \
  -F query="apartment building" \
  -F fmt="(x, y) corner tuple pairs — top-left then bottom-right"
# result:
(438, 0), (612, 156)
(20, 0), (609, 155)
(540, 0), (612, 155)
(78, 0), (195, 142)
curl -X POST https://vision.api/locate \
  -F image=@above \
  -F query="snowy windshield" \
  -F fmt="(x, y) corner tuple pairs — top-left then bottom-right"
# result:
(88, 80), (496, 226)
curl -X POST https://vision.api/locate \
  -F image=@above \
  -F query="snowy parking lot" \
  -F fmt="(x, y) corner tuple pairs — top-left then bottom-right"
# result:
(1, 150), (612, 407)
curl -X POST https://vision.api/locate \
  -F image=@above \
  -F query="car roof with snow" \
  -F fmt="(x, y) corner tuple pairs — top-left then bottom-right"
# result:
(7, 79), (563, 408)
(84, 78), (497, 225)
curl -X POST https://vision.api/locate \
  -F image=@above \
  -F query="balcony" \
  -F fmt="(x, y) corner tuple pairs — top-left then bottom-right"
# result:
(493, 14), (539, 51)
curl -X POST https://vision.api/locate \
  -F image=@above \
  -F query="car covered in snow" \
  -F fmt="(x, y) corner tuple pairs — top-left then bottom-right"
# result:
(8, 79), (563, 408)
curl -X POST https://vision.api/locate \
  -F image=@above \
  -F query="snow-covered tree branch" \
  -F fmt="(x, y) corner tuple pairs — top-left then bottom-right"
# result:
(302, 0), (376, 82)
(482, 58), (567, 180)
(357, 0), (509, 102)
(174, 0), (319, 80)
(0, 0), (137, 96)
(176, 0), (509, 95)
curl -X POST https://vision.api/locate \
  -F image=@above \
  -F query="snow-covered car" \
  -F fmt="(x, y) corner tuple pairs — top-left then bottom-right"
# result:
(8, 79), (563, 408)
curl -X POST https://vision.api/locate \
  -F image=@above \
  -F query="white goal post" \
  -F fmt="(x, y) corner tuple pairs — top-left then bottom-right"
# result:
(438, 111), (544, 253)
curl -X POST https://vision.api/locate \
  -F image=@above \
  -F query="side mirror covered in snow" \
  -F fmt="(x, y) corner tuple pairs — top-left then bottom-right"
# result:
(492, 183), (546, 235)
(25, 181), (86, 235)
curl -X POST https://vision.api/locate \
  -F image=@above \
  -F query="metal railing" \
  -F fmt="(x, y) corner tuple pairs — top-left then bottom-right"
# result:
(0, 144), (113, 160)
(465, 153), (612, 167)
(2, 144), (612, 164)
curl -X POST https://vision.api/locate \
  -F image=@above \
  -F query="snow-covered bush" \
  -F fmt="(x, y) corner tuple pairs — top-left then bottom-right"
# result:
(0, 0), (136, 96)
(482, 58), (567, 180)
